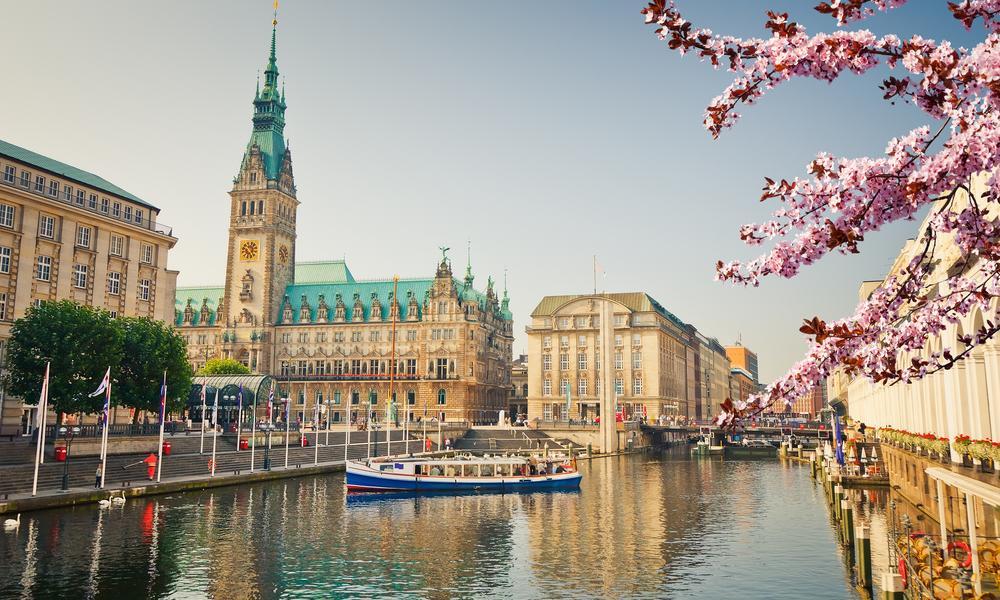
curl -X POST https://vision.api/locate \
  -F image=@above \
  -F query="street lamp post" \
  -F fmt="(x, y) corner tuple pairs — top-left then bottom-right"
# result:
(262, 422), (274, 471)
(59, 426), (81, 491)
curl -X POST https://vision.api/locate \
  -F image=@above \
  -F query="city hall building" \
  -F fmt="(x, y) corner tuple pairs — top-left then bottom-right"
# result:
(174, 25), (513, 425)
(0, 140), (179, 436)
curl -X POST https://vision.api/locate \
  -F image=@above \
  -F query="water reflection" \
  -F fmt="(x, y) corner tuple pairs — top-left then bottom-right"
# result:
(0, 450), (870, 599)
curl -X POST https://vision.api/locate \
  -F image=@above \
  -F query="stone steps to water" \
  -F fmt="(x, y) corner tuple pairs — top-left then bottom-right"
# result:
(0, 431), (430, 497)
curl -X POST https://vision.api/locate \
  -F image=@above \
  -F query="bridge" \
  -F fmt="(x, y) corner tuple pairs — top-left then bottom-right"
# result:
(641, 424), (834, 446)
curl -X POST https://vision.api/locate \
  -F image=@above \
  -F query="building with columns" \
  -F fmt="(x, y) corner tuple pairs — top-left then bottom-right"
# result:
(836, 173), (1000, 460)
(525, 292), (730, 423)
(173, 22), (513, 426)
(0, 140), (178, 436)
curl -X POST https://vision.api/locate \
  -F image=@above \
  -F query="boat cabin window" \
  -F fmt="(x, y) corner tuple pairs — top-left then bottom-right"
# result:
(461, 465), (475, 477)
(496, 464), (510, 477)
(445, 466), (456, 477)
(481, 464), (494, 477)
(379, 464), (395, 472)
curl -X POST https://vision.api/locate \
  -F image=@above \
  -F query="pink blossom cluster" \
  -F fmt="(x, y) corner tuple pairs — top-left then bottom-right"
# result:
(641, 1), (1000, 425)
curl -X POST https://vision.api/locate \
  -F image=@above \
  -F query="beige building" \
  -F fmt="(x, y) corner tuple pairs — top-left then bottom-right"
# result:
(508, 354), (528, 420)
(174, 23), (513, 426)
(0, 139), (178, 436)
(526, 292), (729, 423)
(837, 172), (1000, 461)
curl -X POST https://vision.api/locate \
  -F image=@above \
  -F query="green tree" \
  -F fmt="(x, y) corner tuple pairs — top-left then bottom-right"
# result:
(199, 358), (250, 375)
(3, 301), (123, 420)
(117, 317), (193, 420)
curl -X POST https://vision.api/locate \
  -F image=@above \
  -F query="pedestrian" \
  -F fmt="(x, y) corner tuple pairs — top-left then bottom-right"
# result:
(94, 464), (103, 488)
(858, 422), (867, 438)
(142, 452), (158, 481)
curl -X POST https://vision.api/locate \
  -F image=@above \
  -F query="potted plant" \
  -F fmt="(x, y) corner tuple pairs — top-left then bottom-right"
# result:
(954, 434), (973, 467)
(969, 440), (994, 473)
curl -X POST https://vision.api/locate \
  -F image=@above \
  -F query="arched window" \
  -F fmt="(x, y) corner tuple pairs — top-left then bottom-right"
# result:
(369, 389), (378, 405)
(248, 201), (255, 215)
(258, 200), (264, 215)
(437, 389), (446, 405)
(240, 201), (246, 216)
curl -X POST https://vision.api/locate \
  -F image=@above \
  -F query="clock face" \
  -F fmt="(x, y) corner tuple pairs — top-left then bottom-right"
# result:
(278, 245), (289, 264)
(240, 239), (260, 261)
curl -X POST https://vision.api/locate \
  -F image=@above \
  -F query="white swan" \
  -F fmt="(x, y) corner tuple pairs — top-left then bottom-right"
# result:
(110, 494), (125, 505)
(97, 499), (112, 508)
(3, 514), (20, 530)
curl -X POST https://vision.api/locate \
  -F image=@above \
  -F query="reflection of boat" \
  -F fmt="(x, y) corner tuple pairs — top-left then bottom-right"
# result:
(723, 440), (778, 459)
(691, 440), (723, 457)
(345, 487), (582, 504)
(345, 455), (582, 493)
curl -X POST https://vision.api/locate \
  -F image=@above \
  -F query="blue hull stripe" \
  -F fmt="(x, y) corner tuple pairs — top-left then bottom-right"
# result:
(346, 471), (582, 493)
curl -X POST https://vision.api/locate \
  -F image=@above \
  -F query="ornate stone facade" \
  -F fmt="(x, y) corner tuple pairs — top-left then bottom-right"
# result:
(174, 24), (513, 425)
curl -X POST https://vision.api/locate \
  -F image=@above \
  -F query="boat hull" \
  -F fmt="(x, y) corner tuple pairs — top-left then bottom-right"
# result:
(346, 463), (582, 493)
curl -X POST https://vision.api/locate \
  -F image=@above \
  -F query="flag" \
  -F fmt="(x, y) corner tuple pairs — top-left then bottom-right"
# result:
(211, 389), (219, 427)
(237, 384), (243, 412)
(35, 365), (49, 430)
(267, 387), (274, 422)
(831, 412), (845, 465)
(89, 368), (110, 398)
(159, 372), (167, 423)
(285, 395), (291, 422)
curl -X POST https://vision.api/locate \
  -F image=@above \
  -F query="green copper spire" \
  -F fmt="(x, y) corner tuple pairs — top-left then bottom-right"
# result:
(501, 269), (510, 312)
(464, 240), (474, 289)
(242, 22), (287, 181)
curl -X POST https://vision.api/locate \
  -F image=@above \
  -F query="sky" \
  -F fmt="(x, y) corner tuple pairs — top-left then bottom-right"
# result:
(0, 1), (982, 383)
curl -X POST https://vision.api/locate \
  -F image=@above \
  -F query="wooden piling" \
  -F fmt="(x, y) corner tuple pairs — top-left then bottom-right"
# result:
(855, 525), (872, 589)
(881, 572), (904, 600)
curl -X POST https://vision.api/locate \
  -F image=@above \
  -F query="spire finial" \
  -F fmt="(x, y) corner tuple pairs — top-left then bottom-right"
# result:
(272, 0), (279, 27)
(464, 240), (474, 287)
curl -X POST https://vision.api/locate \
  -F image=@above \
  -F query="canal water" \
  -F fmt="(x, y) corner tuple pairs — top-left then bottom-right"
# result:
(0, 449), (887, 599)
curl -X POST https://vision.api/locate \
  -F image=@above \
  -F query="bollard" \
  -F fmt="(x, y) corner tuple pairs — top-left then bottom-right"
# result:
(841, 499), (854, 548)
(881, 571), (905, 600)
(856, 525), (872, 589)
(834, 484), (844, 520)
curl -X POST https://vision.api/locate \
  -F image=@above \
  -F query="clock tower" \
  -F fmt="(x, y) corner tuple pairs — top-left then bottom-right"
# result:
(221, 21), (297, 372)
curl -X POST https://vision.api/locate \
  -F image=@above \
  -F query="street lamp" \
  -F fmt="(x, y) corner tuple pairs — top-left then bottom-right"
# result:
(59, 426), (81, 491)
(262, 421), (275, 471)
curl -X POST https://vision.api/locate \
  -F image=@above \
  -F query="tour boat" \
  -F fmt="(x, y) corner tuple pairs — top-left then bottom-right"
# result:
(345, 454), (582, 493)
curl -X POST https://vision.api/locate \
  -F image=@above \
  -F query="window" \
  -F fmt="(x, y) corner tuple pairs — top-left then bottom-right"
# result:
(578, 378), (588, 396)
(633, 377), (643, 396)
(63, 185), (72, 202)
(614, 315), (626, 327)
(542, 354), (551, 371)
(2, 166), (14, 183)
(614, 334), (623, 347)
(351, 390), (360, 405)
(406, 329), (417, 341)
(543, 335), (551, 349)
(615, 377), (624, 396)
(543, 379), (552, 396)
(0, 293), (6, 320)
(33, 299), (43, 309)
(298, 391), (305, 405)
(138, 279), (150, 301)
(112, 202), (121, 217)
(369, 389), (378, 405)
(108, 272), (121, 295)
(100, 198), (109, 213)
(141, 243), (153, 264)
(88, 194), (97, 209)
(76, 190), (85, 206)
(109, 235), (124, 257)
(632, 333), (641, 346)
(333, 391), (341, 405)
(558, 317), (569, 329)
(124, 206), (132, 221)
(632, 352), (642, 369)
(34, 175), (45, 192)
(614, 351), (623, 370)
(560, 378), (569, 396)
(0, 204), (13, 228)
(578, 335), (587, 346)
(407, 390), (416, 405)
(559, 353), (568, 370)
(35, 256), (51, 281)
(73, 264), (88, 288)
(437, 389), (446, 405)
(575, 316), (588, 328)
(19, 171), (29, 187)
(109, 310), (118, 319)
(135, 209), (142, 224)
(76, 225), (91, 248)
(560, 335), (569, 348)
(48, 180), (59, 196)
(370, 330), (381, 342)
(578, 353), (587, 370)
(38, 215), (54, 239)
(0, 247), (10, 274)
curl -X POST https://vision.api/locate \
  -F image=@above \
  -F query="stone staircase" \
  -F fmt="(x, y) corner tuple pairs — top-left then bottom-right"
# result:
(0, 430), (430, 498)
(453, 428), (561, 452)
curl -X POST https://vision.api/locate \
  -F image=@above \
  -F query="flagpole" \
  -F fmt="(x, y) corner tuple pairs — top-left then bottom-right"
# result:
(388, 276), (398, 457)
(31, 363), (50, 497)
(344, 400), (350, 464)
(236, 386), (243, 452)
(211, 390), (219, 477)
(199, 381), (206, 454)
(593, 255), (597, 295)
(366, 398), (371, 459)
(313, 402), (319, 466)
(250, 387), (257, 473)
(100, 377), (110, 488)
(156, 370), (166, 483)
(284, 396), (290, 469)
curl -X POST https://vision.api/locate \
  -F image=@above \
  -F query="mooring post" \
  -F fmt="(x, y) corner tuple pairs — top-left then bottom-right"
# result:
(856, 525), (872, 589)
(841, 499), (854, 548)
(834, 484), (844, 520)
(881, 571), (905, 600)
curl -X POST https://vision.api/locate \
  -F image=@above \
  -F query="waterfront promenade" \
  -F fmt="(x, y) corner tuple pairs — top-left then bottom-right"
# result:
(0, 431), (427, 515)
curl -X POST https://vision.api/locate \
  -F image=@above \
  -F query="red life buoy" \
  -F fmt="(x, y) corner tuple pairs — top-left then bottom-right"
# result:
(898, 557), (908, 589)
(947, 541), (973, 568)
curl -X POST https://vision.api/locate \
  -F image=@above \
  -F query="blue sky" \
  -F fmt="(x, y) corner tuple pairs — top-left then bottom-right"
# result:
(1, 1), (979, 382)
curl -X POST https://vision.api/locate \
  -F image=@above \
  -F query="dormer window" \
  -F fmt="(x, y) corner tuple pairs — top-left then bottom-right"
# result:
(282, 296), (294, 323)
(316, 295), (329, 322)
(334, 294), (346, 322)
(352, 294), (364, 321)
(299, 294), (312, 323)
(250, 172), (257, 184)
(370, 294), (382, 321)
(183, 300), (194, 325)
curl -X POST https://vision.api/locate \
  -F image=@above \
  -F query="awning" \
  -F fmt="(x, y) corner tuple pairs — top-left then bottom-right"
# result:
(925, 467), (1000, 507)
(187, 375), (275, 407)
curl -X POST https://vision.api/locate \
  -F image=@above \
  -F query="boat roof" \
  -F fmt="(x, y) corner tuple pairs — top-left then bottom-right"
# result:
(367, 455), (566, 465)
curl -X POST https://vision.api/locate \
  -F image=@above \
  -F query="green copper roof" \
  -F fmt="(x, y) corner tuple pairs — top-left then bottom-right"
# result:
(279, 278), (432, 324)
(0, 138), (157, 211)
(174, 286), (224, 327)
(294, 260), (355, 284)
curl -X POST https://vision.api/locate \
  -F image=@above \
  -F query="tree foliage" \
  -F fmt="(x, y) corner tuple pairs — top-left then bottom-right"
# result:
(4, 301), (123, 418)
(3, 301), (192, 419)
(199, 358), (251, 376)
(640, 0), (1000, 424)
(118, 317), (193, 419)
